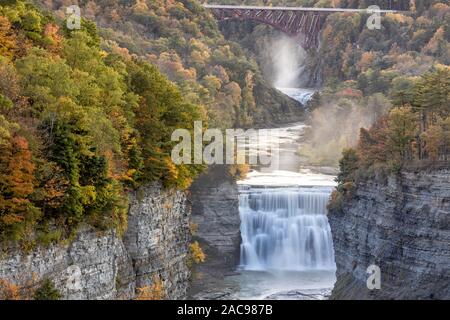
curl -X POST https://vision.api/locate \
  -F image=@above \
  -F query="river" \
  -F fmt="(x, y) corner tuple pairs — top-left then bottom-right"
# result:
(222, 88), (337, 300)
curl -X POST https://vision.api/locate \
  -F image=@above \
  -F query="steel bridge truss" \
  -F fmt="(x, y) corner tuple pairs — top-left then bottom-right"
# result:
(209, 7), (324, 49)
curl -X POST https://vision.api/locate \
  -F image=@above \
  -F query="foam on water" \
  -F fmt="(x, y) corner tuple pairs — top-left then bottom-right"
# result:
(239, 186), (335, 271)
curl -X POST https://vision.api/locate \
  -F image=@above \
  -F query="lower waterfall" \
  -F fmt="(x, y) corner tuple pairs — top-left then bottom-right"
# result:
(239, 186), (335, 271)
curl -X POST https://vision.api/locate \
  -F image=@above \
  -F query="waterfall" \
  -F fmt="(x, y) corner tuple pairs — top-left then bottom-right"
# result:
(276, 87), (316, 105)
(239, 186), (335, 271)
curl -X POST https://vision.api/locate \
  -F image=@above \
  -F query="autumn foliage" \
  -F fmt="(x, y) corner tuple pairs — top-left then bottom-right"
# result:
(0, 134), (40, 241)
(0, 1), (206, 245)
(189, 241), (206, 265)
(330, 64), (450, 213)
(135, 275), (165, 300)
(0, 279), (21, 300)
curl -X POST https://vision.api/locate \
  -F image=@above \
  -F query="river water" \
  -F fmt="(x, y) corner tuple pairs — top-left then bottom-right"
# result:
(230, 87), (337, 300)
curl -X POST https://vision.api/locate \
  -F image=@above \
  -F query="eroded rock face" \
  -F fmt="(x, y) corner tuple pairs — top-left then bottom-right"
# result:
(329, 170), (450, 300)
(0, 184), (190, 300)
(187, 165), (241, 298)
(0, 227), (134, 300)
(125, 184), (191, 299)
(189, 166), (240, 263)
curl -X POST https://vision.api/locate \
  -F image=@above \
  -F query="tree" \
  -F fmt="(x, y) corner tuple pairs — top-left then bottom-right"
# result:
(422, 124), (444, 161)
(239, 71), (256, 127)
(386, 107), (418, 161)
(357, 116), (389, 167)
(336, 148), (359, 190)
(413, 66), (450, 129)
(15, 48), (79, 111)
(0, 57), (20, 102)
(390, 76), (416, 107)
(201, 75), (221, 97)
(0, 0), (212, 246)
(413, 66), (450, 158)
(0, 16), (17, 58)
(357, 51), (376, 72)
(0, 134), (41, 241)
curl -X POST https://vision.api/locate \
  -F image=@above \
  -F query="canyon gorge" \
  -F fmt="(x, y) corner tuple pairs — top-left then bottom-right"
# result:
(0, 0), (449, 301)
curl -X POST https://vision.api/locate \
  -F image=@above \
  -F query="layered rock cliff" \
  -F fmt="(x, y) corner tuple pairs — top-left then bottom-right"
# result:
(0, 184), (191, 300)
(187, 165), (241, 299)
(329, 169), (450, 300)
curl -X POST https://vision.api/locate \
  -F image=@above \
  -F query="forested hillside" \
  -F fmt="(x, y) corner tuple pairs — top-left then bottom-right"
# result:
(216, 0), (449, 167)
(303, 0), (449, 165)
(34, 0), (303, 128)
(310, 0), (450, 182)
(0, 0), (207, 247)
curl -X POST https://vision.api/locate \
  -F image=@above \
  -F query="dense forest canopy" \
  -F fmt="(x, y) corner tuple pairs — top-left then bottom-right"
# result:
(0, 0), (207, 246)
(34, 0), (303, 128)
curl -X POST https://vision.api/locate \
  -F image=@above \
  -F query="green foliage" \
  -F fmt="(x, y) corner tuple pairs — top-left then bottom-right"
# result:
(0, 94), (13, 112)
(0, 0), (206, 245)
(327, 190), (344, 214)
(413, 65), (450, 117)
(37, 0), (303, 128)
(63, 18), (100, 48)
(33, 279), (61, 300)
(36, 228), (62, 247)
(336, 148), (359, 190)
(390, 76), (417, 107)
(0, 0), (55, 46)
(386, 106), (418, 161)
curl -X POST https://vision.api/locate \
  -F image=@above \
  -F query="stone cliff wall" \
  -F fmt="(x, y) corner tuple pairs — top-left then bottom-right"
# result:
(125, 185), (191, 299)
(329, 170), (450, 300)
(187, 165), (241, 298)
(0, 184), (190, 300)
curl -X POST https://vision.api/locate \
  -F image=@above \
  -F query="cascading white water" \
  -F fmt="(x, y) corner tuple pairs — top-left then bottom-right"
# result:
(276, 87), (316, 105)
(239, 186), (335, 271)
(231, 85), (335, 298)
